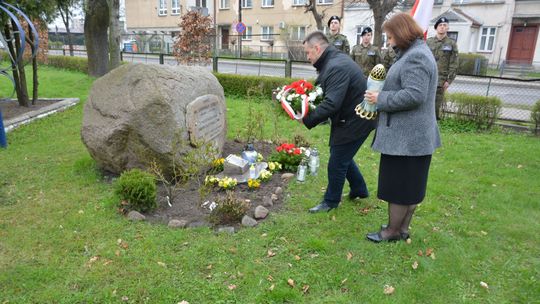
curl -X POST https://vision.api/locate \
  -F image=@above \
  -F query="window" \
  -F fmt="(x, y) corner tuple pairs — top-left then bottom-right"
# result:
(196, 0), (207, 7)
(290, 26), (306, 41)
(242, 26), (253, 40)
(317, 0), (333, 4)
(262, 0), (274, 7)
(478, 27), (496, 51)
(158, 0), (167, 15)
(448, 31), (458, 42)
(434, 0), (443, 4)
(261, 26), (274, 41)
(171, 0), (180, 14)
(242, 0), (252, 8)
(220, 0), (229, 9)
(293, 0), (306, 5)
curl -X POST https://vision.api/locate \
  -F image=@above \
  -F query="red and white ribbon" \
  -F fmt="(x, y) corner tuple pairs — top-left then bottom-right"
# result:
(280, 89), (310, 120)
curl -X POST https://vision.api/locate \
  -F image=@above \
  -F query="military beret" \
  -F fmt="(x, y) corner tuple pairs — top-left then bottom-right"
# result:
(361, 26), (373, 36)
(434, 17), (449, 29)
(328, 15), (341, 27)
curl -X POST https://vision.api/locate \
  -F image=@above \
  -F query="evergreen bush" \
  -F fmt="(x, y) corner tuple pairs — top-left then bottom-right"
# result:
(213, 73), (299, 97)
(42, 55), (88, 74)
(531, 99), (540, 135)
(114, 168), (157, 213)
(446, 93), (502, 129)
(458, 53), (488, 75)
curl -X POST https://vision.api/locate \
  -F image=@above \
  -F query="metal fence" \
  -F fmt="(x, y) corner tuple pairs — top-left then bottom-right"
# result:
(48, 49), (540, 123)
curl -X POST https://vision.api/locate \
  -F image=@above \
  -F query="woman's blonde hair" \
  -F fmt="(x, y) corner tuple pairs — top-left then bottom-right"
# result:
(383, 13), (424, 50)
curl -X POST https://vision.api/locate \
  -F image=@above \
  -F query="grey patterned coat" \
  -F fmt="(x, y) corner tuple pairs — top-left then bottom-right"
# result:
(373, 39), (441, 156)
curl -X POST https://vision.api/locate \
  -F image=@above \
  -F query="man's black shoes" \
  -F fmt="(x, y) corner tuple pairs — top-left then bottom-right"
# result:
(308, 202), (336, 213)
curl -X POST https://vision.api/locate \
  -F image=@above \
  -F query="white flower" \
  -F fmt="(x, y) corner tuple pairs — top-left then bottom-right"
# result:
(287, 94), (293, 101)
(308, 92), (317, 101)
(316, 86), (323, 95)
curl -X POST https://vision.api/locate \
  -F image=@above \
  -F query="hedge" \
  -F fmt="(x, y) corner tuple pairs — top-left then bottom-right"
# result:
(212, 73), (303, 97)
(531, 99), (540, 135)
(446, 93), (502, 129)
(458, 53), (488, 76)
(41, 54), (88, 74)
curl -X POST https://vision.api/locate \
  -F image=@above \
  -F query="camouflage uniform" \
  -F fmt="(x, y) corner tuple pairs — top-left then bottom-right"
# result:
(427, 35), (459, 119)
(327, 33), (350, 55)
(380, 47), (396, 71)
(351, 43), (381, 78)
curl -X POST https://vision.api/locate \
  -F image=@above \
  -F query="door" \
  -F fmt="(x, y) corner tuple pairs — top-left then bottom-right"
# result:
(507, 25), (538, 64)
(221, 28), (229, 50)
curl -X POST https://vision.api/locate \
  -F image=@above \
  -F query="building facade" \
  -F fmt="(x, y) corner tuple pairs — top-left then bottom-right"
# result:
(343, 0), (540, 67)
(124, 0), (343, 58)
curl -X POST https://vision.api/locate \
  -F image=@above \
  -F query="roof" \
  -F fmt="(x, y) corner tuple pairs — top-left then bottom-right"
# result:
(431, 8), (482, 27)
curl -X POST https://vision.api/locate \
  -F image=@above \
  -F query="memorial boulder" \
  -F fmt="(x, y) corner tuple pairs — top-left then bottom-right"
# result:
(81, 63), (226, 176)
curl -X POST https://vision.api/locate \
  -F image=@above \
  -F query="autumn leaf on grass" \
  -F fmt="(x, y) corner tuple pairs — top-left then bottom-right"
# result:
(287, 278), (295, 288)
(417, 250), (423, 256)
(86, 256), (100, 267)
(480, 281), (489, 289)
(267, 250), (276, 257)
(206, 264), (213, 270)
(157, 261), (167, 267)
(269, 284), (275, 291)
(102, 259), (113, 266)
(346, 252), (353, 261)
(228, 284), (237, 290)
(294, 255), (301, 261)
(177, 301), (190, 304)
(341, 278), (348, 285)
(383, 285), (395, 295)
(302, 285), (310, 294)
(412, 261), (418, 270)
(426, 248), (434, 257)
(267, 275), (274, 282)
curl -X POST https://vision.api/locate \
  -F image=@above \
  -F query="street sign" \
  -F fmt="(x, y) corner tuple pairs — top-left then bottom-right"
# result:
(236, 22), (246, 34)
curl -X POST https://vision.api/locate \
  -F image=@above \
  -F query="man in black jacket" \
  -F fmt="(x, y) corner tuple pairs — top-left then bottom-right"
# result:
(301, 31), (375, 213)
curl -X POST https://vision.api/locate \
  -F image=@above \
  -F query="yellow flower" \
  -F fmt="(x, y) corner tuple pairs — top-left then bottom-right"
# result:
(248, 178), (260, 189)
(259, 169), (272, 182)
(257, 153), (264, 162)
(268, 162), (282, 172)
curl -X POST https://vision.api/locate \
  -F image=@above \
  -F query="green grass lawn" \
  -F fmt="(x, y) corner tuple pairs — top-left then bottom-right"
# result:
(1, 66), (539, 303)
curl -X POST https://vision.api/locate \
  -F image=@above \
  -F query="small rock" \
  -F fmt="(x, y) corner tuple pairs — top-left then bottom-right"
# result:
(168, 219), (188, 228)
(281, 173), (295, 181)
(242, 215), (258, 227)
(127, 211), (145, 221)
(271, 193), (278, 201)
(217, 226), (235, 234)
(254, 205), (269, 219)
(262, 196), (274, 207)
(274, 187), (283, 195)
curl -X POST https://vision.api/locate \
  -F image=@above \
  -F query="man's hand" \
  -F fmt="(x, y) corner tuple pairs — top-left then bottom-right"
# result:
(443, 81), (450, 91)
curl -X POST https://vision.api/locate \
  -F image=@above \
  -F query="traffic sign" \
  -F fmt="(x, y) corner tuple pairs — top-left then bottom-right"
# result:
(236, 22), (246, 34)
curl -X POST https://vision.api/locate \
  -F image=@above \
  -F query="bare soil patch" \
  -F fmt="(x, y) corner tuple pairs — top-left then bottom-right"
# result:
(0, 99), (62, 121)
(142, 140), (292, 228)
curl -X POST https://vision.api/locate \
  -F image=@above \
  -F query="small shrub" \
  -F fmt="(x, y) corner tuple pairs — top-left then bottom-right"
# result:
(213, 73), (301, 97)
(531, 100), (540, 135)
(446, 93), (502, 129)
(438, 118), (479, 133)
(458, 53), (488, 76)
(209, 191), (250, 225)
(114, 168), (157, 213)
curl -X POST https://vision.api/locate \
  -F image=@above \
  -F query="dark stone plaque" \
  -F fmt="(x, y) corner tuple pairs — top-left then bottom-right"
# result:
(186, 94), (226, 149)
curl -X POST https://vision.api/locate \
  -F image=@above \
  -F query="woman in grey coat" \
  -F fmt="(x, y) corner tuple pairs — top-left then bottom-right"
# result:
(364, 13), (441, 242)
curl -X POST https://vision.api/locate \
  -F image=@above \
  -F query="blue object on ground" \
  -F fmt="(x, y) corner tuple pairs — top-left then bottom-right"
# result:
(0, 109), (6, 148)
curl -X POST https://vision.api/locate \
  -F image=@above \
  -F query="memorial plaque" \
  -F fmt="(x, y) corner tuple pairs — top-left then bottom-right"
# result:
(186, 94), (226, 149)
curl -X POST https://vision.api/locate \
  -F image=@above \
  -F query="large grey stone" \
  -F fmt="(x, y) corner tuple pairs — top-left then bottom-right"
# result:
(81, 63), (226, 176)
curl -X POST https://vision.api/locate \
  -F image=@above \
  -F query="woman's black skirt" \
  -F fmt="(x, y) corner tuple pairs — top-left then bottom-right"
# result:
(377, 154), (432, 205)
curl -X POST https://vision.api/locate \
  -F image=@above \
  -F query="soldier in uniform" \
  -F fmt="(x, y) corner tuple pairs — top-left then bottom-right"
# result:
(427, 17), (459, 120)
(326, 15), (350, 54)
(351, 27), (381, 78)
(380, 42), (396, 71)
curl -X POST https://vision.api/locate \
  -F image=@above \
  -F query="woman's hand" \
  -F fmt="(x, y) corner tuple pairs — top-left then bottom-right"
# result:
(364, 91), (379, 105)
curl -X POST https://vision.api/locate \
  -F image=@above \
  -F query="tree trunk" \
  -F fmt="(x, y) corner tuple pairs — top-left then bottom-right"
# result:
(305, 1), (324, 31)
(84, 0), (110, 77)
(108, 0), (121, 70)
(59, 7), (74, 56)
(4, 21), (30, 107)
(367, 0), (400, 47)
(27, 23), (39, 105)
